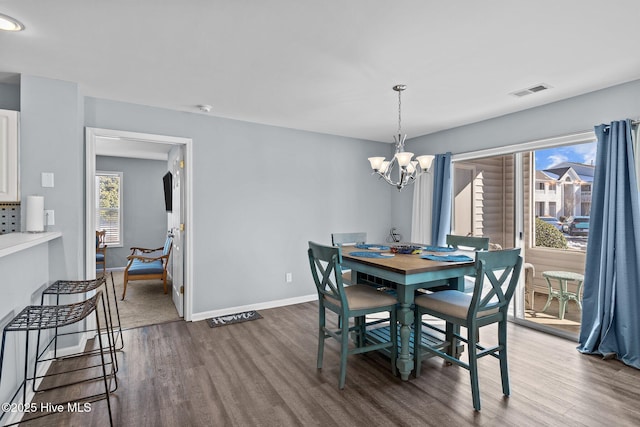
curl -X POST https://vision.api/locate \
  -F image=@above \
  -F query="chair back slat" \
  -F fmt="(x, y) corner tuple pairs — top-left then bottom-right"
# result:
(308, 241), (347, 310)
(331, 232), (367, 247)
(163, 236), (173, 256)
(469, 249), (522, 318)
(446, 234), (490, 251)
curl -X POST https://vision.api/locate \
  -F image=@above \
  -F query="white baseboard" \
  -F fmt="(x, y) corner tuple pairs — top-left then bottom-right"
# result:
(191, 293), (318, 322)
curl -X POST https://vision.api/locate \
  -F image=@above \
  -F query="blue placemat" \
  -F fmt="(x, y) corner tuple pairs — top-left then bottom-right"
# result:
(421, 254), (474, 262)
(349, 251), (394, 258)
(422, 246), (456, 252)
(355, 244), (391, 250)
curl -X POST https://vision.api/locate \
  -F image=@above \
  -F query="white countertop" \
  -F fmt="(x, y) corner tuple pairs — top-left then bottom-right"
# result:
(0, 232), (62, 258)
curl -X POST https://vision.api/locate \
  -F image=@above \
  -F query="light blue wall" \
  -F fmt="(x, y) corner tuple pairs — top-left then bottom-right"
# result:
(392, 78), (640, 235)
(85, 98), (393, 315)
(20, 75), (85, 281)
(96, 156), (168, 268)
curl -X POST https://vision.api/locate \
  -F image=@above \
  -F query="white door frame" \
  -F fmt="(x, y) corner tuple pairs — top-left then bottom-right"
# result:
(85, 127), (194, 321)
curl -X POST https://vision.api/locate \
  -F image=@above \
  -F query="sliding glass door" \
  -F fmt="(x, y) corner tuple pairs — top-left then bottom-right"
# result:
(452, 135), (595, 340)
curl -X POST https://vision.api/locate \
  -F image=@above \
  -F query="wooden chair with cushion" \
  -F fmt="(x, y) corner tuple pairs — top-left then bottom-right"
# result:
(96, 230), (107, 274)
(414, 248), (523, 411)
(122, 235), (173, 300)
(331, 232), (366, 285)
(308, 241), (397, 389)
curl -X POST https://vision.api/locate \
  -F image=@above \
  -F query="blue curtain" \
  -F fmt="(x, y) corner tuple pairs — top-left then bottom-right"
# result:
(578, 119), (640, 369)
(431, 152), (452, 247)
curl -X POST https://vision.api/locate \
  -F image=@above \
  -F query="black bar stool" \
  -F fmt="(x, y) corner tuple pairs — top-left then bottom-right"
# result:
(0, 291), (115, 426)
(34, 273), (124, 386)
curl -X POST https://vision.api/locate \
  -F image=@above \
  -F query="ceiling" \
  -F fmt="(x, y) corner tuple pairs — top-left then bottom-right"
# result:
(1, 0), (638, 143)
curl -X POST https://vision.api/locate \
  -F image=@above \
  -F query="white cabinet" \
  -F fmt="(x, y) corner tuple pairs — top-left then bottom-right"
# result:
(0, 109), (19, 201)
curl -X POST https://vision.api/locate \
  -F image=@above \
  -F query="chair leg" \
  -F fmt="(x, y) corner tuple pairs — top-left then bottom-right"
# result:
(122, 272), (128, 300)
(467, 325), (481, 411)
(498, 320), (510, 397)
(338, 315), (349, 389)
(529, 289), (536, 310)
(445, 322), (457, 358)
(355, 316), (366, 347)
(95, 296), (114, 426)
(414, 309), (422, 378)
(317, 305), (326, 370)
(163, 272), (168, 294)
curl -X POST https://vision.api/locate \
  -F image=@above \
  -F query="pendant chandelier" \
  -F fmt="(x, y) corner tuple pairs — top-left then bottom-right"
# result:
(368, 84), (434, 191)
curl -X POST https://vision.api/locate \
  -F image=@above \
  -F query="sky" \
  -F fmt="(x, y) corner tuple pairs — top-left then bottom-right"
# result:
(534, 142), (597, 171)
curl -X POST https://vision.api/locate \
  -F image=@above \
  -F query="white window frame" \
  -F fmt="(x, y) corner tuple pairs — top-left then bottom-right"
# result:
(95, 170), (123, 247)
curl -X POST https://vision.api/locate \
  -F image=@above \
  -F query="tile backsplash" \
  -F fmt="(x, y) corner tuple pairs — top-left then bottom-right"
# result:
(0, 203), (21, 234)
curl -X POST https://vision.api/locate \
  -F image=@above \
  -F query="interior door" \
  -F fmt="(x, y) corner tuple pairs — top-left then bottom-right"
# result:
(170, 146), (185, 317)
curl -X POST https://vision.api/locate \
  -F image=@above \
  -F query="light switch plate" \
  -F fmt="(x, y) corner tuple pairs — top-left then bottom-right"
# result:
(44, 210), (55, 225)
(41, 172), (54, 188)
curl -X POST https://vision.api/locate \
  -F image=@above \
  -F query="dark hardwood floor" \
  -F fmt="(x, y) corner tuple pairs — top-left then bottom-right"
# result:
(20, 301), (640, 426)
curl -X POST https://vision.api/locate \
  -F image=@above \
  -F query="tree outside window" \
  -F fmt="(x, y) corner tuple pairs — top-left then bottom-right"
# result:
(96, 171), (122, 245)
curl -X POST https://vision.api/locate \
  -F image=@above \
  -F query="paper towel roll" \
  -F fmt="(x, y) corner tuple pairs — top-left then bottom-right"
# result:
(26, 195), (45, 232)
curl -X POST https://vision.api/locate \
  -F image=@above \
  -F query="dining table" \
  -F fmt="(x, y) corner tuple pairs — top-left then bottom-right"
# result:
(340, 244), (476, 381)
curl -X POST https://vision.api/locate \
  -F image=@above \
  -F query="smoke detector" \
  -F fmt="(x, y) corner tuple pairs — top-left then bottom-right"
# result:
(197, 104), (212, 113)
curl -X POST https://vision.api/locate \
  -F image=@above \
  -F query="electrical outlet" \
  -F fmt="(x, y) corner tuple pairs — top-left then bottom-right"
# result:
(285, 272), (293, 283)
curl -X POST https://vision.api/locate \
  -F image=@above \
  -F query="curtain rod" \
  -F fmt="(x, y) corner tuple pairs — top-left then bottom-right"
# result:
(601, 119), (639, 131)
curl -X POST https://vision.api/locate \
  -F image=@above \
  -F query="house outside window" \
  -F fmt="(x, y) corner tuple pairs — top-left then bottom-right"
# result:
(96, 171), (123, 246)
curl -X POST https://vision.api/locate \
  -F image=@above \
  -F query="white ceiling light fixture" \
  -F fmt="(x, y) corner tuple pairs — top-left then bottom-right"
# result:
(368, 84), (434, 191)
(0, 13), (25, 32)
(197, 104), (212, 113)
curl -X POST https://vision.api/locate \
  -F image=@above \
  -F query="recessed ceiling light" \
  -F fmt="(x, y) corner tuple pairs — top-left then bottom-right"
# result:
(0, 13), (25, 32)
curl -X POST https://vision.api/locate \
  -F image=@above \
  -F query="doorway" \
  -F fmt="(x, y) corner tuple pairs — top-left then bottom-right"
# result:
(85, 127), (194, 322)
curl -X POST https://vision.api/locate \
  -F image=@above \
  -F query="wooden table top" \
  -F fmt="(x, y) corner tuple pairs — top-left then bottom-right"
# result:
(341, 245), (475, 276)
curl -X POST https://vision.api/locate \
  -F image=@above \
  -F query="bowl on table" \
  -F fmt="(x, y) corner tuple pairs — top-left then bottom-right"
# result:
(390, 245), (423, 255)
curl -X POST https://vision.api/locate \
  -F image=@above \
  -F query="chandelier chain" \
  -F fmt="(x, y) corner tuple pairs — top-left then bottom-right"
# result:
(397, 89), (402, 136)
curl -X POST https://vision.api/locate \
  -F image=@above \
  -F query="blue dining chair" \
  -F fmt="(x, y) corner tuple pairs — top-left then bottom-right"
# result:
(308, 241), (397, 389)
(446, 234), (490, 293)
(446, 234), (490, 251)
(331, 232), (366, 285)
(413, 248), (523, 411)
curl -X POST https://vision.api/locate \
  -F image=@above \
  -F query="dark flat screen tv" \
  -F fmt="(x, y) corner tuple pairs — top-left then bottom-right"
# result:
(163, 172), (172, 212)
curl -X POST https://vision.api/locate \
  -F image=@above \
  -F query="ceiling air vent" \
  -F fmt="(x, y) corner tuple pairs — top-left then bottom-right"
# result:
(510, 83), (552, 97)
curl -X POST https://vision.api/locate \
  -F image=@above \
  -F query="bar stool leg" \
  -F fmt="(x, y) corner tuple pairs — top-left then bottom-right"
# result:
(96, 294), (115, 426)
